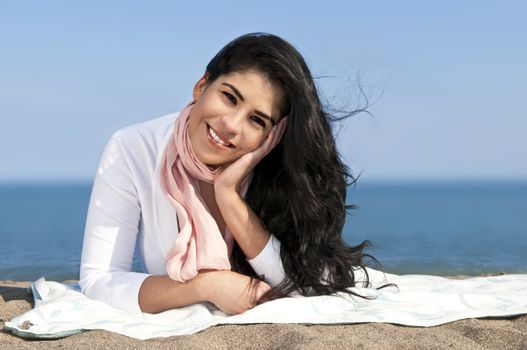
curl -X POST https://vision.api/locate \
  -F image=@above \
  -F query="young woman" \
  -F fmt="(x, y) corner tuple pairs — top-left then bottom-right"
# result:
(80, 32), (372, 315)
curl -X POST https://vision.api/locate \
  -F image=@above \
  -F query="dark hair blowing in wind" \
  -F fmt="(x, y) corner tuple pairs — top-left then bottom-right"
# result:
(204, 32), (374, 299)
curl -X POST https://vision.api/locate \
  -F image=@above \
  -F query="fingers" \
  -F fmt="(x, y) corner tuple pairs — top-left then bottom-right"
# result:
(248, 117), (288, 163)
(275, 117), (288, 144)
(231, 276), (272, 313)
(261, 117), (288, 155)
(247, 279), (272, 307)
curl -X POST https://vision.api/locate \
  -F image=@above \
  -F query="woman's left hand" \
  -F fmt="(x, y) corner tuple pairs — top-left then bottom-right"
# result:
(214, 117), (287, 193)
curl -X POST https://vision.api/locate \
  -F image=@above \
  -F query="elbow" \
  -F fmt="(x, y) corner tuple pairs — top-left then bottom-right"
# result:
(79, 263), (109, 302)
(79, 264), (91, 295)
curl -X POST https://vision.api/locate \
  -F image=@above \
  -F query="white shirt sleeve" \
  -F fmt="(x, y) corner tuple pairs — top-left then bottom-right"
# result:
(79, 131), (150, 314)
(247, 234), (286, 287)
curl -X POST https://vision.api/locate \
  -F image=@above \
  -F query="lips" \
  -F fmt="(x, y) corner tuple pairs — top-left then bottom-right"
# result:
(206, 124), (234, 149)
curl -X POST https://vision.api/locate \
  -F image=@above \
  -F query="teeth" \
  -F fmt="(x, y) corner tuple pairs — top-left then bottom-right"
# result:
(209, 126), (230, 147)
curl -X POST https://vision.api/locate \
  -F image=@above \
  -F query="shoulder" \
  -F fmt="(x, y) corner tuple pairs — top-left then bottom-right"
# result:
(99, 112), (178, 179)
(111, 112), (178, 151)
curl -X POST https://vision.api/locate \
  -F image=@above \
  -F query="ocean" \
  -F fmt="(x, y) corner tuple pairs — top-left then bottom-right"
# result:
(1, 181), (526, 281)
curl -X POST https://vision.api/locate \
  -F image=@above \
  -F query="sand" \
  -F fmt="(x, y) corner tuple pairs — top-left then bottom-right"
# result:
(1, 279), (526, 350)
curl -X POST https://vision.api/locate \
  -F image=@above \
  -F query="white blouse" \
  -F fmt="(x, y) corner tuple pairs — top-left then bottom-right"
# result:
(80, 112), (285, 314)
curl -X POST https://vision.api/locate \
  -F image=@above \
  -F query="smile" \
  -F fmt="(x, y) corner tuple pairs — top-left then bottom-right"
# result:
(207, 124), (234, 149)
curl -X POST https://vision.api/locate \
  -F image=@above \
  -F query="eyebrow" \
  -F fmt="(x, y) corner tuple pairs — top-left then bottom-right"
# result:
(222, 82), (277, 126)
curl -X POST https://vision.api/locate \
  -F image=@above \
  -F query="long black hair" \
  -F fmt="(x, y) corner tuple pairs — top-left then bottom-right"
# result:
(205, 33), (375, 298)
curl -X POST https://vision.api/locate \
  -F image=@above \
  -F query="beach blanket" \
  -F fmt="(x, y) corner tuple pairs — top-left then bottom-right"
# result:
(4, 268), (527, 340)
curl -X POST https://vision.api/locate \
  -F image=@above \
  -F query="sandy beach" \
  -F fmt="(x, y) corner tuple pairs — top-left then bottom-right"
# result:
(1, 279), (526, 350)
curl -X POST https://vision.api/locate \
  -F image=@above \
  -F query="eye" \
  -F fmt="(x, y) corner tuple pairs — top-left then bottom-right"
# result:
(223, 91), (266, 129)
(222, 91), (237, 105)
(251, 116), (267, 128)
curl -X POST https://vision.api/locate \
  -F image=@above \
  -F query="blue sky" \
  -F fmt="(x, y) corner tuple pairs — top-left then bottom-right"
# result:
(1, 1), (526, 182)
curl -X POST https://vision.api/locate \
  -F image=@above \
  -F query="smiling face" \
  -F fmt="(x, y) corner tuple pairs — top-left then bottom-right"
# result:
(188, 70), (284, 167)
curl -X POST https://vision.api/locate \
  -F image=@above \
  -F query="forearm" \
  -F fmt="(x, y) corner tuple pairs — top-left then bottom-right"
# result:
(139, 270), (272, 315)
(138, 274), (207, 314)
(214, 189), (271, 259)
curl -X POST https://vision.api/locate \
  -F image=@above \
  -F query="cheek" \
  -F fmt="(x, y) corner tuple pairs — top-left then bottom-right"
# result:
(188, 112), (203, 141)
(237, 132), (266, 155)
(252, 132), (268, 149)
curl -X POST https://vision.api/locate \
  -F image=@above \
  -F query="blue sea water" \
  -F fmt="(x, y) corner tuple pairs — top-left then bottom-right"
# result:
(343, 181), (527, 276)
(0, 181), (526, 281)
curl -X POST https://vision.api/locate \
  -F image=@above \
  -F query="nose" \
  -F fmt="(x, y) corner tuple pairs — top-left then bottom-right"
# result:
(219, 110), (244, 136)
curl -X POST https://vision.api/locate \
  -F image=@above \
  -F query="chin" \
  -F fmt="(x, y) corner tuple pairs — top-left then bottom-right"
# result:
(203, 156), (237, 169)
(196, 153), (228, 167)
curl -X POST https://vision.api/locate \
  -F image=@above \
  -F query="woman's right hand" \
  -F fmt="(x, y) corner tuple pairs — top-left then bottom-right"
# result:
(196, 270), (272, 315)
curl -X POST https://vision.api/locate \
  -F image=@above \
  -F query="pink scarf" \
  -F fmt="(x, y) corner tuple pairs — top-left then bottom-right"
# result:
(160, 102), (251, 282)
